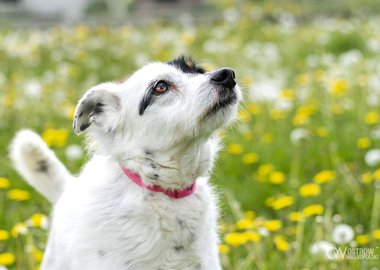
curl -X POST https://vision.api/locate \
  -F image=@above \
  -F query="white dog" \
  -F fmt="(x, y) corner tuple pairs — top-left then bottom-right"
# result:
(10, 57), (241, 270)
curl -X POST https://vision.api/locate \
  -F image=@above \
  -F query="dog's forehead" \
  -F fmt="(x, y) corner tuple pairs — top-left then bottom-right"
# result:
(132, 62), (180, 79)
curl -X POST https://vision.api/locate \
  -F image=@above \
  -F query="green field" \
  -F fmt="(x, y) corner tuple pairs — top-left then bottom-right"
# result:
(1, 2), (380, 269)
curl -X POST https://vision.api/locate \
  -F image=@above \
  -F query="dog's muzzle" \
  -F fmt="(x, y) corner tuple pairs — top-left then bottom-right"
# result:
(211, 68), (236, 89)
(208, 68), (237, 115)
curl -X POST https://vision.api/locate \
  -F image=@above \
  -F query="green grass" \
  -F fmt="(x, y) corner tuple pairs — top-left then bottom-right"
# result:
(1, 4), (380, 269)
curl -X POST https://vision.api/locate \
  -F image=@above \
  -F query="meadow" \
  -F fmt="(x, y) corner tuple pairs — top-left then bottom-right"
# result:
(1, 2), (380, 269)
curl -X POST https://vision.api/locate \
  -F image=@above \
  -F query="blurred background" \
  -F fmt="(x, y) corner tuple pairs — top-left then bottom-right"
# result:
(1, 0), (380, 269)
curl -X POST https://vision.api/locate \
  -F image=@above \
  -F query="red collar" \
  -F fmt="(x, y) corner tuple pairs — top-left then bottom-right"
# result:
(119, 164), (196, 199)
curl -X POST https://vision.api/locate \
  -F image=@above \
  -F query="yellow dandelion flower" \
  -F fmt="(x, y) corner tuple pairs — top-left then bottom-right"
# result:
(292, 113), (309, 126)
(241, 75), (254, 87)
(357, 138), (371, 149)
(228, 144), (243, 155)
(180, 33), (194, 46)
(264, 220), (282, 232)
(270, 109), (286, 120)
(236, 219), (254, 230)
(11, 223), (28, 237)
(55, 129), (68, 147)
(0, 252), (15, 266)
(242, 153), (259, 164)
(297, 105), (317, 116)
(299, 183), (321, 197)
(30, 214), (48, 228)
(296, 73), (310, 86)
(316, 127), (329, 138)
(289, 212), (304, 222)
(262, 134), (274, 144)
(331, 103), (344, 114)
(265, 197), (275, 207)
(365, 111), (379, 124)
(362, 172), (373, 184)
(31, 247), (43, 263)
(224, 233), (246, 246)
(303, 204), (324, 216)
(75, 24), (89, 39)
(373, 230), (380, 239)
(242, 231), (261, 242)
(8, 189), (30, 201)
(314, 69), (324, 82)
(280, 89), (296, 100)
(238, 110), (251, 122)
(0, 177), (10, 189)
(258, 164), (274, 176)
(329, 79), (347, 97)
(314, 170), (335, 184)
(67, 105), (76, 119)
(269, 172), (285, 184)
(218, 244), (230, 253)
(0, 230), (10, 240)
(356, 235), (370, 245)
(245, 211), (256, 219)
(272, 196), (294, 210)
(374, 169), (380, 180)
(248, 103), (260, 115)
(42, 129), (56, 147)
(275, 239), (289, 251)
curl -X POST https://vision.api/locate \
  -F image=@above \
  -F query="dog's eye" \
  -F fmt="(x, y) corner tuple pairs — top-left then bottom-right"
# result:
(154, 81), (168, 94)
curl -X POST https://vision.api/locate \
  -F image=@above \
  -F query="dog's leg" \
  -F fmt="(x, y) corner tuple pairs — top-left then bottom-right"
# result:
(9, 129), (74, 204)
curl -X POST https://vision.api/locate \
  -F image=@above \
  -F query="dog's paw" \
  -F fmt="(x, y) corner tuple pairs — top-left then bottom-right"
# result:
(10, 129), (51, 172)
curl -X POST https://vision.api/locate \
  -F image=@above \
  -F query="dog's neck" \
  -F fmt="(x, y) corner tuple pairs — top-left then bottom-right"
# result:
(118, 139), (213, 190)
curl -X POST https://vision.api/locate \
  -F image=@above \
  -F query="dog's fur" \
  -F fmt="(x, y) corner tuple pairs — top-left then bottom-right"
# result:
(10, 57), (241, 270)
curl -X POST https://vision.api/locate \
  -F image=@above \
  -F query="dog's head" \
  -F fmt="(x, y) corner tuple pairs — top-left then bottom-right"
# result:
(73, 57), (241, 188)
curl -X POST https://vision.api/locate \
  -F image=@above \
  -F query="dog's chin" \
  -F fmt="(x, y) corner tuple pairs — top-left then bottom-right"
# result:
(206, 92), (238, 117)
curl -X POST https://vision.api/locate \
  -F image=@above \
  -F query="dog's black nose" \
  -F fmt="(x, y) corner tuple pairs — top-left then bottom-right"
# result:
(211, 68), (236, 89)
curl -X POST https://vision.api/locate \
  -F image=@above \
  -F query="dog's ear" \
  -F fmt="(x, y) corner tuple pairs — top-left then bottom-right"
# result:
(73, 83), (121, 135)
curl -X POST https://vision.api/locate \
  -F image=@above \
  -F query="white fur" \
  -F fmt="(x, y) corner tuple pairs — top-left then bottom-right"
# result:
(10, 60), (241, 270)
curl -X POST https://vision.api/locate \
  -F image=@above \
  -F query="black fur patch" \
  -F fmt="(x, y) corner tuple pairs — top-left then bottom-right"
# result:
(174, 245), (184, 252)
(37, 160), (48, 172)
(138, 81), (156, 115)
(167, 56), (206, 74)
(93, 102), (104, 114)
(80, 123), (90, 132)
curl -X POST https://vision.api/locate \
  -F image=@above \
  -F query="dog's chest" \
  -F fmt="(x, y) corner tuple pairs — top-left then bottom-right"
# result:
(67, 179), (209, 269)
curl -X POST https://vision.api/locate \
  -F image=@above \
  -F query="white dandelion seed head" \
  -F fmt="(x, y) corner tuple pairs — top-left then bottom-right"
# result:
(290, 128), (310, 145)
(332, 224), (354, 244)
(310, 240), (334, 256)
(365, 149), (380, 167)
(332, 214), (341, 223)
(371, 127), (380, 139)
(349, 241), (358, 247)
(354, 224), (364, 233)
(24, 79), (42, 99)
(65, 144), (83, 160)
(315, 216), (324, 223)
(258, 227), (270, 236)
(275, 99), (293, 111)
